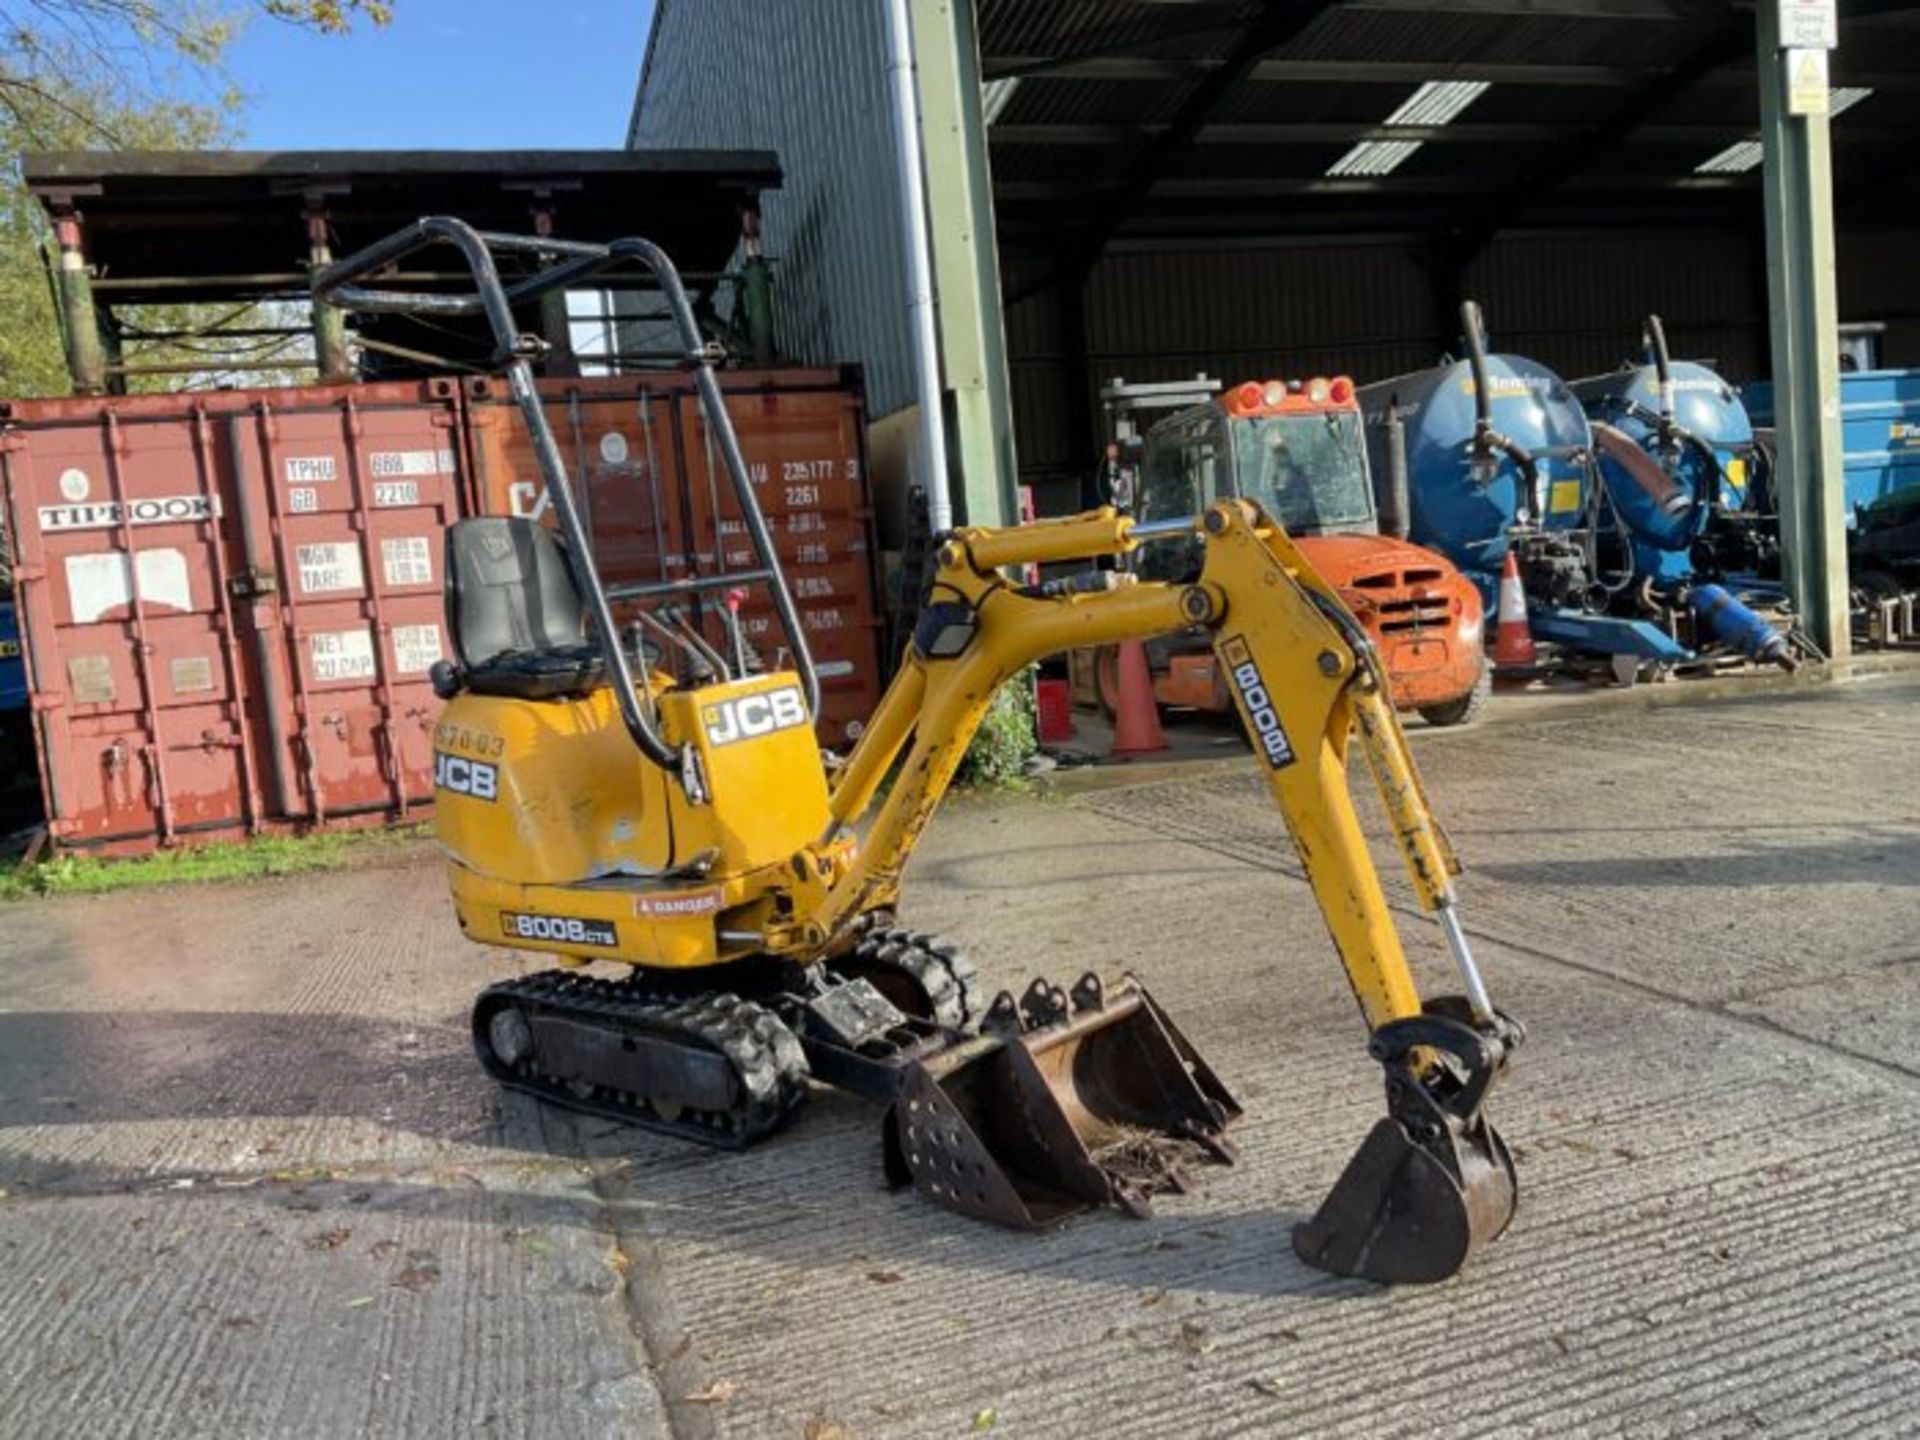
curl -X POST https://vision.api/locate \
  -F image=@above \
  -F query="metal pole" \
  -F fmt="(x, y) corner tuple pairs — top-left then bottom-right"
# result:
(50, 207), (106, 394)
(740, 208), (775, 368)
(1757, 3), (1851, 658)
(884, 0), (954, 533)
(530, 202), (582, 379)
(305, 202), (353, 382)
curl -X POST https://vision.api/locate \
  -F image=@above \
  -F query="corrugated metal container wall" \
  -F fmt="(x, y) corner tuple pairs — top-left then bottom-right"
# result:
(631, 0), (915, 420)
(1464, 232), (1763, 383)
(1, 381), (462, 852)
(463, 370), (886, 747)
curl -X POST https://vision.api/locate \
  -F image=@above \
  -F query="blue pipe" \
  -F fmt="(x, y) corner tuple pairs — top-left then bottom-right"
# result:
(1689, 584), (1793, 669)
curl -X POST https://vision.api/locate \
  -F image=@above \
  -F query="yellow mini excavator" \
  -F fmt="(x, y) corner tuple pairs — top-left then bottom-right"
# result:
(315, 221), (1523, 1284)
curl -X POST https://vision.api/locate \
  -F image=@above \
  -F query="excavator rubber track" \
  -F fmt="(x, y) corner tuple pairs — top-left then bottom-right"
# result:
(837, 921), (983, 1031)
(472, 971), (811, 1149)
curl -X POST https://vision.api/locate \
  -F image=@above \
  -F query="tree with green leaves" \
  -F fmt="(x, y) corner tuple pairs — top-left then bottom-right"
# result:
(0, 1), (394, 395)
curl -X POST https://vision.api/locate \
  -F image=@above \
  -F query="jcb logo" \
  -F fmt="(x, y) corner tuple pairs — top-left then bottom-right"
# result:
(702, 685), (809, 747)
(1221, 637), (1295, 770)
(435, 751), (499, 801)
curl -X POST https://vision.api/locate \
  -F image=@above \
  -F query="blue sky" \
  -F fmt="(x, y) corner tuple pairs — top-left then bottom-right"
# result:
(227, 0), (657, 149)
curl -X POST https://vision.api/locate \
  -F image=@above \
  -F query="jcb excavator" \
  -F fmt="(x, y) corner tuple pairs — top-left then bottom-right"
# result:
(316, 220), (1523, 1284)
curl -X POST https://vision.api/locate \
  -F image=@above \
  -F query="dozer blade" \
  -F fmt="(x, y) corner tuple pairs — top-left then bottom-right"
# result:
(883, 973), (1240, 1229)
(1292, 999), (1522, 1285)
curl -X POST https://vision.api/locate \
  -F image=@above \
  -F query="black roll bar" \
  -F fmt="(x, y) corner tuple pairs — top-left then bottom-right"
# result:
(312, 216), (821, 772)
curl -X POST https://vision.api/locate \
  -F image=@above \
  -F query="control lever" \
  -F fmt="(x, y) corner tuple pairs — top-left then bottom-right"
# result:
(660, 602), (732, 682)
(722, 587), (753, 676)
(633, 608), (718, 685)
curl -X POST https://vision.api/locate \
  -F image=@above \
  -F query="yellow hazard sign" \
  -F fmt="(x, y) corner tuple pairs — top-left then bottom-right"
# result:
(1787, 49), (1829, 116)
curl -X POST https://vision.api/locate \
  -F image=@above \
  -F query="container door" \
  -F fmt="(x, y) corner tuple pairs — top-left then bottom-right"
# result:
(1, 403), (257, 848)
(462, 376), (687, 592)
(679, 379), (886, 745)
(232, 384), (463, 822)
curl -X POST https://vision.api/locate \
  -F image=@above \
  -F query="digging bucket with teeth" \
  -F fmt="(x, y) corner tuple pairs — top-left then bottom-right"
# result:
(882, 973), (1241, 1228)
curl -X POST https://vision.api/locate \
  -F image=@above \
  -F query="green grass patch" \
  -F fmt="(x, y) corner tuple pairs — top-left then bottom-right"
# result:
(0, 824), (432, 900)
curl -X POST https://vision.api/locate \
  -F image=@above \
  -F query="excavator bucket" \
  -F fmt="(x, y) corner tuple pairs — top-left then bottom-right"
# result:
(1291, 1001), (1521, 1284)
(883, 974), (1240, 1228)
(1292, 1113), (1517, 1284)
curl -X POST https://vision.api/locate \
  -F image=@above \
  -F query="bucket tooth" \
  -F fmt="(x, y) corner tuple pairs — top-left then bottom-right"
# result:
(1293, 999), (1521, 1285)
(883, 973), (1239, 1229)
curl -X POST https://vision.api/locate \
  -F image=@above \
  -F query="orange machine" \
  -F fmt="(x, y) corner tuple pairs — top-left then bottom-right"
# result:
(1099, 376), (1490, 727)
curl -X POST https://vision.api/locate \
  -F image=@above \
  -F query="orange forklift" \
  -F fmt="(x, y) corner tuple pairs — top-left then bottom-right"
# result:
(1088, 375), (1490, 727)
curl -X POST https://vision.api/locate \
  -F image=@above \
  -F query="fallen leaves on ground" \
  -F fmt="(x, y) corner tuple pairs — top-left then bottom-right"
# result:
(971, 1409), (998, 1432)
(392, 1252), (442, 1292)
(683, 1381), (739, 1405)
(802, 1416), (850, 1440)
(1178, 1320), (1216, 1357)
(865, 1269), (904, 1285)
(303, 1228), (351, 1252)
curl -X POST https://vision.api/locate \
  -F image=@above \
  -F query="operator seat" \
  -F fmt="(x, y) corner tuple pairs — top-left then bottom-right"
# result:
(441, 517), (606, 700)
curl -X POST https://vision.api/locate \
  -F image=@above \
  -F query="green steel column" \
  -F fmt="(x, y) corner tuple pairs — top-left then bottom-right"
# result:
(908, 0), (1018, 528)
(1757, 5), (1851, 659)
(50, 208), (106, 395)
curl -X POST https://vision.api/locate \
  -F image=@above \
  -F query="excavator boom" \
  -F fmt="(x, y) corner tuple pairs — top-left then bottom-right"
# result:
(814, 500), (1521, 1281)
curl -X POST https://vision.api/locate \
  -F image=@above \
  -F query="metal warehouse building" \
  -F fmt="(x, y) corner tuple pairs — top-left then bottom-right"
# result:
(633, 0), (1915, 652)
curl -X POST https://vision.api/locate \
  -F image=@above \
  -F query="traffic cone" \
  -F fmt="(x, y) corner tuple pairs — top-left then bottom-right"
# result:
(1109, 640), (1168, 756)
(1492, 547), (1539, 671)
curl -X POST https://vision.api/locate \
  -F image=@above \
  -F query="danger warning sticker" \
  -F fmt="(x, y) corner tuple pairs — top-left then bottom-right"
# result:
(634, 889), (723, 920)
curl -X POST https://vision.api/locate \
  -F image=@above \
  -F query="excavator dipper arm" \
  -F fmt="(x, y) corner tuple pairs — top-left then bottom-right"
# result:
(811, 499), (1520, 1282)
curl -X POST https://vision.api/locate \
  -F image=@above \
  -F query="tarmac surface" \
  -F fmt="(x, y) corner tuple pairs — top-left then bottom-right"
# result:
(1, 668), (1916, 1438)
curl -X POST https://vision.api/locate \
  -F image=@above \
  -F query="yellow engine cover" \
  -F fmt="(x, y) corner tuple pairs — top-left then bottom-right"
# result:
(434, 670), (837, 968)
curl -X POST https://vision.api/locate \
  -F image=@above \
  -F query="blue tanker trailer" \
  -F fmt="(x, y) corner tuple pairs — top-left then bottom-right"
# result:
(1362, 303), (1792, 675)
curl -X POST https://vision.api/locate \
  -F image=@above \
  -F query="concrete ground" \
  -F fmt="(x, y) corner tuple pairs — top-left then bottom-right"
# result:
(1, 669), (1917, 1438)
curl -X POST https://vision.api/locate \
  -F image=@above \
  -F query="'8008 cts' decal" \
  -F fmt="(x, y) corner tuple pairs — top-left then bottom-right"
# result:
(503, 912), (618, 948)
(1220, 636), (1296, 770)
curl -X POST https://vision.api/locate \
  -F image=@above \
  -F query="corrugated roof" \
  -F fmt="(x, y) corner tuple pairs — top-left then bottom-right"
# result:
(981, 0), (1920, 248)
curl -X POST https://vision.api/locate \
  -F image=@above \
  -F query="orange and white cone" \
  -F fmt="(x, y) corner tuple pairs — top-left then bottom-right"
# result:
(1492, 547), (1538, 671)
(1109, 640), (1168, 756)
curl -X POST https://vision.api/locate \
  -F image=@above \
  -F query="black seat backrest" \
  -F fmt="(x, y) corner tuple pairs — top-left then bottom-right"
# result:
(444, 517), (586, 668)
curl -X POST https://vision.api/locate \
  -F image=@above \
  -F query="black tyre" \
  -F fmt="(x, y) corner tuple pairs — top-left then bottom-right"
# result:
(1418, 658), (1493, 728)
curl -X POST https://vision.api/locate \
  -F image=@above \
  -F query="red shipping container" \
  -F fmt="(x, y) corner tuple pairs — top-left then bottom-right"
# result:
(0, 380), (464, 853)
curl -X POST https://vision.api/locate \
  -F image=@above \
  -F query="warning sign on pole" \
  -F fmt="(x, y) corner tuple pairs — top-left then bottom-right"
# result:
(1786, 48), (1830, 116)
(1775, 0), (1837, 51)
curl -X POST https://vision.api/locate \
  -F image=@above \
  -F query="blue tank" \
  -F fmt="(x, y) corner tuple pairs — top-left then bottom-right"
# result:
(1359, 353), (1593, 585)
(1570, 360), (1757, 589)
